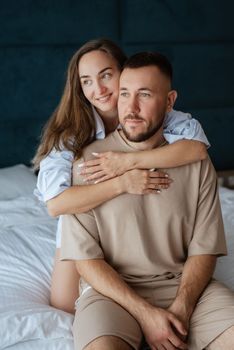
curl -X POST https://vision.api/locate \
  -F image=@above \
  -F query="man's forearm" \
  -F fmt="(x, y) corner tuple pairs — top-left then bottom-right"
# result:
(170, 255), (217, 320)
(76, 259), (150, 321)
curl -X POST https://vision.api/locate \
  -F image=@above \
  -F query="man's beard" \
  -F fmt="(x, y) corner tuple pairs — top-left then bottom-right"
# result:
(121, 113), (165, 142)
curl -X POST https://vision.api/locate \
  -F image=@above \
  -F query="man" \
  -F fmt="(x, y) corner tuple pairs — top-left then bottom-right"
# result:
(61, 52), (234, 350)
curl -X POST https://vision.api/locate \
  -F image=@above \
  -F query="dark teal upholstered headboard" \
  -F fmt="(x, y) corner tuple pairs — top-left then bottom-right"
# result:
(0, 1), (233, 170)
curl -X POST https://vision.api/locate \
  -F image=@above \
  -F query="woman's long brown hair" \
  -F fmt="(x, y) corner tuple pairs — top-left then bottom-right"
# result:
(32, 38), (126, 170)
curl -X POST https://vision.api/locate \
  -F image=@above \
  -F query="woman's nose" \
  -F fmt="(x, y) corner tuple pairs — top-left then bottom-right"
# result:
(95, 81), (107, 96)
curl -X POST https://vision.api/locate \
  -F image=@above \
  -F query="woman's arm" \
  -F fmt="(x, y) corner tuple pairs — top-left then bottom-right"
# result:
(37, 147), (170, 217)
(79, 111), (209, 183)
(47, 169), (171, 217)
(79, 140), (207, 183)
(123, 139), (207, 170)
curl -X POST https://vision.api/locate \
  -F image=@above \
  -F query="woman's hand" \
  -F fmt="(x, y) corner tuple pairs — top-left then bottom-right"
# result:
(78, 151), (131, 183)
(119, 169), (172, 195)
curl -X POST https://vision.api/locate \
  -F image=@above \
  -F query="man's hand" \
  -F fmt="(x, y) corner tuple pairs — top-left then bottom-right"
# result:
(138, 304), (188, 350)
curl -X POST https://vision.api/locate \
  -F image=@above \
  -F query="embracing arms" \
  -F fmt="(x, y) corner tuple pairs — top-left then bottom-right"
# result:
(46, 139), (206, 216)
(47, 138), (206, 216)
(80, 140), (207, 183)
(47, 169), (170, 216)
(36, 147), (170, 217)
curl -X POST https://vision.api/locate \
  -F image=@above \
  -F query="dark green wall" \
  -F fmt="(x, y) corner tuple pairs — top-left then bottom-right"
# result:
(0, 0), (233, 170)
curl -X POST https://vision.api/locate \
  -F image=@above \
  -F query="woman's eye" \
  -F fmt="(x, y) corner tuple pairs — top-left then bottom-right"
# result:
(82, 79), (92, 86)
(102, 73), (112, 80)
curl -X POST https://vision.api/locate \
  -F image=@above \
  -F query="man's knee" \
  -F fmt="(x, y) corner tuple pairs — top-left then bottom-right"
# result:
(84, 335), (133, 350)
(206, 325), (234, 350)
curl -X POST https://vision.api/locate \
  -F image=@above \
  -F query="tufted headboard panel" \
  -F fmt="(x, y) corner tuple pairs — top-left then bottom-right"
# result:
(0, 0), (233, 170)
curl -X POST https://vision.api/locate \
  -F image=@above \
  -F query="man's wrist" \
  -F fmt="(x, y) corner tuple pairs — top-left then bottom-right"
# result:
(128, 297), (154, 324)
(169, 294), (194, 321)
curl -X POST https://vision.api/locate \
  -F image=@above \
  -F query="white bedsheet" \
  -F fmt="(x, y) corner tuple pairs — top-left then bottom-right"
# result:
(214, 186), (234, 289)
(0, 195), (74, 350)
(0, 165), (233, 350)
(5, 338), (74, 350)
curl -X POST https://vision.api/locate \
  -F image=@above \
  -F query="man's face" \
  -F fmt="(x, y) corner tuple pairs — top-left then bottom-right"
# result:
(118, 66), (172, 142)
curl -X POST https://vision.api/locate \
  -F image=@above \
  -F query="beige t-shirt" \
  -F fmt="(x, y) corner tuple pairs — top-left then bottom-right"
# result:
(61, 130), (226, 287)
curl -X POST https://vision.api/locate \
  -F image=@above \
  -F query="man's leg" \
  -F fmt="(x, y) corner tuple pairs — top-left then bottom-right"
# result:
(188, 280), (234, 349)
(85, 335), (133, 350)
(206, 326), (234, 350)
(73, 288), (142, 350)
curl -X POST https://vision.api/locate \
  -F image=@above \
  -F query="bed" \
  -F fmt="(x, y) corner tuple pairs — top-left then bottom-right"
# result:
(0, 164), (233, 350)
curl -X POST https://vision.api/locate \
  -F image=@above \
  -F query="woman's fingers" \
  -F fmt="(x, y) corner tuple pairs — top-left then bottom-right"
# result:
(83, 170), (173, 191)
(94, 175), (112, 184)
(83, 171), (106, 182)
(79, 165), (102, 175)
(150, 171), (169, 178)
(78, 159), (101, 168)
(78, 152), (112, 171)
(148, 178), (172, 188)
(148, 184), (169, 190)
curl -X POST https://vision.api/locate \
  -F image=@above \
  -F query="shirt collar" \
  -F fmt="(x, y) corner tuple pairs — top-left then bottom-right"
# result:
(91, 106), (106, 140)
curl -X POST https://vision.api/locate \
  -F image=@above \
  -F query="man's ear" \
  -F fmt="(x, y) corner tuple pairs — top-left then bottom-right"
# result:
(167, 90), (178, 112)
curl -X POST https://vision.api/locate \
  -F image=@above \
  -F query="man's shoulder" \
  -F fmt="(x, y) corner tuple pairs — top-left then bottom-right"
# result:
(165, 156), (217, 189)
(200, 156), (217, 182)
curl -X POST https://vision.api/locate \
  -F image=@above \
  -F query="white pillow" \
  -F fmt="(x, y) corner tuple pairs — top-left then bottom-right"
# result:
(0, 164), (37, 200)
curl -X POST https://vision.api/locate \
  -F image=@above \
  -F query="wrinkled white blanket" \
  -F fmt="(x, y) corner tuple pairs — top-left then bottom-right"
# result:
(0, 165), (233, 350)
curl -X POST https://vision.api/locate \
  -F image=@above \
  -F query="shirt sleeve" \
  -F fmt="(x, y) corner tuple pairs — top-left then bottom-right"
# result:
(163, 109), (210, 147)
(60, 213), (104, 261)
(34, 148), (74, 202)
(188, 158), (227, 257)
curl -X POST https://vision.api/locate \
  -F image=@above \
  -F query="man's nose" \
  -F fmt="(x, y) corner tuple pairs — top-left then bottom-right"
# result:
(127, 97), (140, 114)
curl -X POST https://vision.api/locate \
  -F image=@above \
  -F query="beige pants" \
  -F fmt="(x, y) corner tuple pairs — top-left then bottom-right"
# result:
(73, 279), (234, 350)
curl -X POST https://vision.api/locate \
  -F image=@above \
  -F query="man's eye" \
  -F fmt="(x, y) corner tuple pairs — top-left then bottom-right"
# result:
(120, 92), (129, 97)
(140, 92), (150, 97)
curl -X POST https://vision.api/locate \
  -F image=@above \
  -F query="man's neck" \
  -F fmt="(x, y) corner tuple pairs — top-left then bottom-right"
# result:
(119, 127), (166, 151)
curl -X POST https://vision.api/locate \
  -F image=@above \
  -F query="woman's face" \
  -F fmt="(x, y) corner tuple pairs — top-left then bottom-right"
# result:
(78, 50), (121, 117)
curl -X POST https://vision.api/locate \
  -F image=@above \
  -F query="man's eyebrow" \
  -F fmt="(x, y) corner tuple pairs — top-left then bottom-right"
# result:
(138, 88), (153, 92)
(119, 87), (153, 92)
(80, 67), (112, 79)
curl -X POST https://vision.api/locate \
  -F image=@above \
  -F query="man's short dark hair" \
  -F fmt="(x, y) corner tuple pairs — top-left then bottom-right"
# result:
(123, 52), (173, 81)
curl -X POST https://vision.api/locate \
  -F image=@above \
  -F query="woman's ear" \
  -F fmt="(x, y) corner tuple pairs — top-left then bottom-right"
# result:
(167, 90), (178, 112)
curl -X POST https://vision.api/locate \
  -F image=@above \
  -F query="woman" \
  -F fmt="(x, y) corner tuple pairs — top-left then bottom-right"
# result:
(33, 38), (209, 314)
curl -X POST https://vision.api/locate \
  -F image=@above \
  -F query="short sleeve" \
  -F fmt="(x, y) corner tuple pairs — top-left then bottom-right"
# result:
(188, 158), (227, 257)
(60, 213), (104, 261)
(163, 109), (210, 147)
(34, 148), (74, 202)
